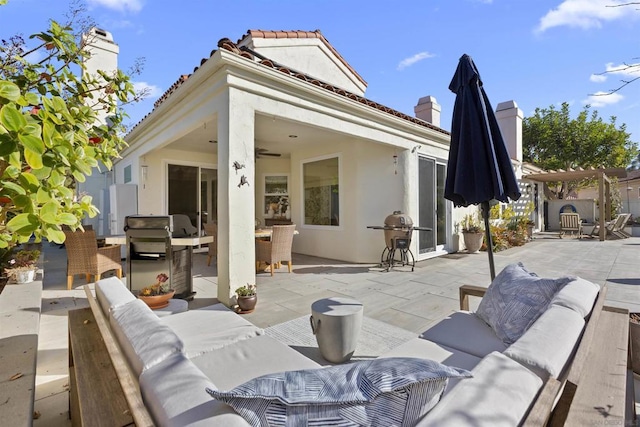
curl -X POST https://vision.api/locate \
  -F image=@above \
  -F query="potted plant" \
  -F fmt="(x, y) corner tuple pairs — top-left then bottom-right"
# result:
(461, 213), (484, 253)
(138, 273), (174, 309)
(4, 249), (40, 284)
(235, 284), (257, 313)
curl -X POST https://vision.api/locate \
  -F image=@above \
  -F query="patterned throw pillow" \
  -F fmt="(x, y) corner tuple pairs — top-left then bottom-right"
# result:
(476, 262), (573, 345)
(207, 357), (471, 427)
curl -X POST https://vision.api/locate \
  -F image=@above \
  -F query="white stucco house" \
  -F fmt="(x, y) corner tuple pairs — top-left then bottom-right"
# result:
(97, 29), (532, 305)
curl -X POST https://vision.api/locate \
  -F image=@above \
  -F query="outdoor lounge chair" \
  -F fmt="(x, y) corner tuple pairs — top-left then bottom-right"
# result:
(63, 229), (122, 289)
(589, 213), (630, 239)
(255, 224), (295, 276)
(559, 213), (583, 239)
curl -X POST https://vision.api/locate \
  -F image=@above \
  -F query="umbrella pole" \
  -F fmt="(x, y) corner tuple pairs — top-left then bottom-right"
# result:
(481, 201), (496, 280)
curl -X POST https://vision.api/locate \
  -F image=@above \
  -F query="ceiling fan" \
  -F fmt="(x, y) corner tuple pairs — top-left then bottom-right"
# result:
(255, 147), (282, 158)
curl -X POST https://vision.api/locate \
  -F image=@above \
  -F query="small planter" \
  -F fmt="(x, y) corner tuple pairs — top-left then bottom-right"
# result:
(138, 290), (175, 310)
(11, 269), (36, 284)
(237, 295), (257, 313)
(631, 313), (640, 375)
(463, 231), (484, 254)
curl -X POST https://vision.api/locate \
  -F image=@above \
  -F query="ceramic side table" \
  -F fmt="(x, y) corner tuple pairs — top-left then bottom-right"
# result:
(310, 297), (363, 363)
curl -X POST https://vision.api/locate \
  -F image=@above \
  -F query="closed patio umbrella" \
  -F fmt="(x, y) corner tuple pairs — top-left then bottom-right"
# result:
(444, 54), (521, 279)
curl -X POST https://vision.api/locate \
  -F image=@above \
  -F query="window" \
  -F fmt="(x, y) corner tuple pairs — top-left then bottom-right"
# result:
(264, 175), (289, 219)
(303, 157), (339, 226)
(124, 165), (132, 183)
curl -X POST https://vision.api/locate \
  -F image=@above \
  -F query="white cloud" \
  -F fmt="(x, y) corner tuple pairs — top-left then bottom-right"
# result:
(133, 81), (161, 98)
(397, 52), (435, 71)
(87, 0), (143, 13)
(590, 73), (607, 82)
(583, 91), (624, 107)
(535, 0), (630, 33)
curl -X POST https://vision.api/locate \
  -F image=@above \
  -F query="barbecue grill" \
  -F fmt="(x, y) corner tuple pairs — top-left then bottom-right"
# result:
(125, 215), (198, 300)
(367, 211), (431, 271)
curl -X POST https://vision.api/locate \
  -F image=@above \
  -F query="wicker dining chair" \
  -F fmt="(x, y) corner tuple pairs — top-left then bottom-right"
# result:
(255, 225), (296, 276)
(63, 229), (122, 290)
(203, 222), (217, 266)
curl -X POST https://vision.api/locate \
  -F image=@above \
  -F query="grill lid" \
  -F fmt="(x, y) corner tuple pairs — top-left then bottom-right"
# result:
(384, 211), (413, 228)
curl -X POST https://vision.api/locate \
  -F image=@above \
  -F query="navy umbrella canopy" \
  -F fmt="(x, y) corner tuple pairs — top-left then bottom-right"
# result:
(444, 54), (521, 279)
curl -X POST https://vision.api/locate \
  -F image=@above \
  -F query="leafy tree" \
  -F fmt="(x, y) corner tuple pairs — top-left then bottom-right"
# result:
(523, 102), (638, 199)
(0, 1), (138, 249)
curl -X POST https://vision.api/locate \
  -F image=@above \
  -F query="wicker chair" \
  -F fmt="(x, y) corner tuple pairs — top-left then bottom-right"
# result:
(64, 229), (122, 290)
(255, 225), (295, 276)
(203, 222), (217, 266)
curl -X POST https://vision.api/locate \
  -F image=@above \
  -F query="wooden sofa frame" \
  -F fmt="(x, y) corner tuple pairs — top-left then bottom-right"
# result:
(460, 284), (636, 426)
(68, 283), (636, 426)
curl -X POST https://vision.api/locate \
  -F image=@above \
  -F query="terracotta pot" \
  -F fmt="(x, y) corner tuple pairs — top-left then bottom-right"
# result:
(237, 295), (257, 313)
(138, 290), (175, 310)
(462, 231), (484, 253)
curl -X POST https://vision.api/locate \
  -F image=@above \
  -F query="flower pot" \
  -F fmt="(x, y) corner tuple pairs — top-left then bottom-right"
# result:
(237, 295), (257, 313)
(462, 231), (484, 254)
(138, 290), (175, 310)
(13, 269), (36, 284)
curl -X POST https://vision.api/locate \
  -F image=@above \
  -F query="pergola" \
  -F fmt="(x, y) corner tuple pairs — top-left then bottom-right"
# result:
(524, 167), (627, 241)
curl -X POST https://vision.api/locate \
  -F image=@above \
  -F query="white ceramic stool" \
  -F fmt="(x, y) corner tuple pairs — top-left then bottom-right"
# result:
(310, 297), (363, 363)
(153, 298), (188, 318)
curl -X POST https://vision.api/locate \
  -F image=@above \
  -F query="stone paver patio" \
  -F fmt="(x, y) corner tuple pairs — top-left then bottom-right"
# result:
(30, 234), (640, 425)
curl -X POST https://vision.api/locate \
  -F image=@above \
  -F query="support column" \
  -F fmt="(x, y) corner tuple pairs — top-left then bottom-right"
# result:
(216, 88), (256, 306)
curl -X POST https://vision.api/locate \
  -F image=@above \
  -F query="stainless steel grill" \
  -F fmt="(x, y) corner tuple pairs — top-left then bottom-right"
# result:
(125, 215), (198, 300)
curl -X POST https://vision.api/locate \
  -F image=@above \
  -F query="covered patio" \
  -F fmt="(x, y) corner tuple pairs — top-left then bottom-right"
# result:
(524, 167), (627, 241)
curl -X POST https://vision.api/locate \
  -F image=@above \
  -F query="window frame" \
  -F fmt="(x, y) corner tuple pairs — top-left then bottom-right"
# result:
(300, 153), (342, 230)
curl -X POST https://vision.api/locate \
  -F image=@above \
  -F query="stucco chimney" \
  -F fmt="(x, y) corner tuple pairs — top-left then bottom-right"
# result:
(496, 100), (523, 163)
(82, 27), (119, 125)
(414, 96), (441, 127)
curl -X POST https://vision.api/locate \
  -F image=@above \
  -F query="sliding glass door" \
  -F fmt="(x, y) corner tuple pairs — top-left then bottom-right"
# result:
(167, 164), (217, 234)
(418, 157), (447, 255)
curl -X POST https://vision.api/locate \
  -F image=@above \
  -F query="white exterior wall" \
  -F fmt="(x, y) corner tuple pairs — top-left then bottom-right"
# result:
(248, 38), (366, 96)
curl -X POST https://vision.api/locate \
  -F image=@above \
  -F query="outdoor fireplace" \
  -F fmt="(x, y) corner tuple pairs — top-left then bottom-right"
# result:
(124, 215), (198, 300)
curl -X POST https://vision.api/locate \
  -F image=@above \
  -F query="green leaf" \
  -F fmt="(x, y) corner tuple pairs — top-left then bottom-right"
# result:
(0, 81), (20, 102)
(36, 187), (52, 203)
(58, 213), (77, 225)
(0, 134), (17, 157)
(49, 170), (65, 187)
(42, 121), (55, 147)
(23, 124), (41, 137)
(6, 213), (39, 234)
(72, 170), (86, 182)
(2, 181), (26, 195)
(24, 149), (44, 169)
(40, 201), (58, 224)
(25, 92), (40, 105)
(45, 228), (66, 244)
(19, 133), (45, 154)
(12, 195), (33, 210)
(0, 104), (27, 132)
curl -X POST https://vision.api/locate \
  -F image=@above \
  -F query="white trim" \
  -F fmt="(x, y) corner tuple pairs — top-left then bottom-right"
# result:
(300, 153), (343, 231)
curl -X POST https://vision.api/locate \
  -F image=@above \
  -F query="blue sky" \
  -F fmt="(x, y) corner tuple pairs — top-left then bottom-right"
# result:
(2, 0), (639, 147)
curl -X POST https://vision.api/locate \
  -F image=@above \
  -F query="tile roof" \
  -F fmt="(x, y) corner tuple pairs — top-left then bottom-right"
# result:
(130, 31), (449, 137)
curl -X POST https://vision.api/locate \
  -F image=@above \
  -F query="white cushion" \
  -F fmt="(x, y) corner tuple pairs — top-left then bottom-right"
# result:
(208, 357), (471, 427)
(420, 311), (507, 359)
(139, 353), (250, 427)
(551, 277), (600, 317)
(110, 299), (184, 375)
(419, 351), (543, 427)
(95, 276), (135, 318)
(379, 337), (482, 394)
(190, 335), (321, 390)
(504, 305), (585, 380)
(476, 263), (573, 345)
(160, 304), (264, 358)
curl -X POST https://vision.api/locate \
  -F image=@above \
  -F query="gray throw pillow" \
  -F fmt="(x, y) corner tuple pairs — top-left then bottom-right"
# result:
(207, 357), (471, 427)
(476, 262), (573, 345)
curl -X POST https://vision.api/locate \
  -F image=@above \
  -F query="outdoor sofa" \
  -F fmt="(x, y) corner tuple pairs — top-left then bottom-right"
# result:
(68, 267), (635, 426)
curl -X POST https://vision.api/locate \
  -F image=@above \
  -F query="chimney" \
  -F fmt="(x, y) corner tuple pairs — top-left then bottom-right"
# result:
(414, 96), (441, 127)
(82, 27), (119, 125)
(496, 100), (523, 164)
